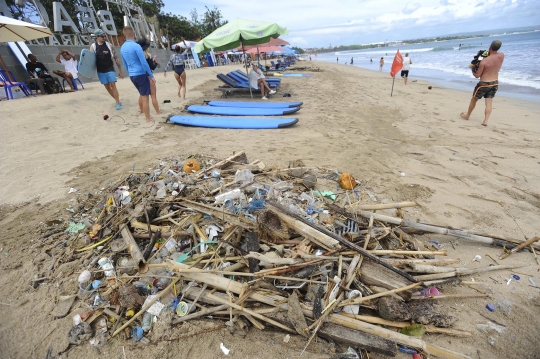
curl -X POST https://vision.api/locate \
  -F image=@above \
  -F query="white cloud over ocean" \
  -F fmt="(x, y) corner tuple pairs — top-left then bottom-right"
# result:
(164, 0), (540, 47)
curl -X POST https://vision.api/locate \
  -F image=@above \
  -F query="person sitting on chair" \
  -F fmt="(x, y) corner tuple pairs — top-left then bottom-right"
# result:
(53, 49), (78, 92)
(248, 62), (276, 100)
(25, 54), (62, 94)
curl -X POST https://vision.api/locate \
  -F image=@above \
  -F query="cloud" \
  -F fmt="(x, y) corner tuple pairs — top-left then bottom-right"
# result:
(402, 2), (421, 14)
(164, 0), (540, 47)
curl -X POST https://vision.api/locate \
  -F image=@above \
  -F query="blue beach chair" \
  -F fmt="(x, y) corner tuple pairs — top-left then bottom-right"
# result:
(0, 69), (35, 100)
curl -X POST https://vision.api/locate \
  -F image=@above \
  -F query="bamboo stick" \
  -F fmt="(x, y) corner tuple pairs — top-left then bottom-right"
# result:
(338, 282), (423, 307)
(330, 315), (471, 359)
(348, 201), (418, 211)
(410, 294), (488, 300)
(130, 220), (170, 233)
(111, 277), (179, 338)
(500, 236), (540, 259)
(172, 304), (228, 325)
(408, 264), (464, 273)
(206, 293), (295, 334)
(339, 313), (473, 337)
(382, 258), (460, 267)
(414, 264), (528, 281)
(340, 250), (447, 256)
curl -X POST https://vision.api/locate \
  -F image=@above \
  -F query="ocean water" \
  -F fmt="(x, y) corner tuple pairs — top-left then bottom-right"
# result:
(314, 29), (540, 103)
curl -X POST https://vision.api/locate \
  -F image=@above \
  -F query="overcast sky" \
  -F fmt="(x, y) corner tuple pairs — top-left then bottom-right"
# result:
(163, 0), (540, 48)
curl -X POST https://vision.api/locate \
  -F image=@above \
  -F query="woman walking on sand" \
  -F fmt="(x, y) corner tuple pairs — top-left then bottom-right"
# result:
(137, 39), (161, 115)
(164, 39), (189, 100)
(379, 57), (384, 71)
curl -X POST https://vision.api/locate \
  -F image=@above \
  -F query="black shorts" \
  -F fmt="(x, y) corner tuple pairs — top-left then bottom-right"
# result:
(174, 65), (185, 75)
(401, 70), (409, 77)
(473, 80), (498, 99)
(130, 74), (151, 96)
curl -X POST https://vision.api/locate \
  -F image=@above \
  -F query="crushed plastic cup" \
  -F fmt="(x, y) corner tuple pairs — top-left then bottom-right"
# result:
(78, 270), (91, 283)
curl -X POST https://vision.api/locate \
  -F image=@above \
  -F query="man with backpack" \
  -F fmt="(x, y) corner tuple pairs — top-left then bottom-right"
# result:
(91, 29), (124, 110)
(25, 54), (62, 94)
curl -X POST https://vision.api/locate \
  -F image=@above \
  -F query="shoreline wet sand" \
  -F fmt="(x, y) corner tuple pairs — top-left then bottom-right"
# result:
(1, 62), (539, 358)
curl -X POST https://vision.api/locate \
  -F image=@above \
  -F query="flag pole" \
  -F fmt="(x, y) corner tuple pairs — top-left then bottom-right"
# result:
(240, 35), (253, 98)
(391, 77), (395, 97)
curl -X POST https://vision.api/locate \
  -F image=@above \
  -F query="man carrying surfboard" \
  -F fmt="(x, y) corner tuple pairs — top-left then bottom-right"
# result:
(120, 26), (156, 123)
(91, 29), (124, 110)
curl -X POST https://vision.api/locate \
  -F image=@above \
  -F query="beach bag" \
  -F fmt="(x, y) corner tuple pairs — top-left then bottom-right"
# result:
(38, 74), (60, 94)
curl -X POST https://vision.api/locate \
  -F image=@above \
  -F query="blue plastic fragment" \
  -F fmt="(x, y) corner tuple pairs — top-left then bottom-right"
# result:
(486, 303), (496, 312)
(306, 205), (315, 215)
(512, 274), (520, 280)
(132, 327), (143, 341)
(243, 198), (266, 213)
(429, 240), (440, 246)
(398, 345), (418, 354)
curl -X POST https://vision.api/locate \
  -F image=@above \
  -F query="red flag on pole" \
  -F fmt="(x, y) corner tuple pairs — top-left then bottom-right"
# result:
(390, 50), (403, 78)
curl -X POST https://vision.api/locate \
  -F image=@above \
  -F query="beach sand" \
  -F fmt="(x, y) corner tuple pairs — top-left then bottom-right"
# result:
(0, 62), (539, 358)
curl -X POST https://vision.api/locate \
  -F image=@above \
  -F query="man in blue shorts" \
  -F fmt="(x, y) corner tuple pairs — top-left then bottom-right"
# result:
(91, 29), (123, 109)
(120, 26), (156, 122)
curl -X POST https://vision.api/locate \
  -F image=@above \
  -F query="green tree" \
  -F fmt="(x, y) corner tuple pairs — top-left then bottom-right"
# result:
(292, 46), (304, 54)
(158, 12), (200, 44)
(199, 5), (227, 37)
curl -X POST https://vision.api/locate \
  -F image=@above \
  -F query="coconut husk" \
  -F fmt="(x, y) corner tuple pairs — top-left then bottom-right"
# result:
(257, 209), (290, 243)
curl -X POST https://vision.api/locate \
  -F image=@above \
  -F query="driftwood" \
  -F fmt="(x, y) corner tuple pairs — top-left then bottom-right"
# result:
(408, 264), (466, 273)
(266, 201), (417, 290)
(331, 204), (539, 251)
(320, 323), (398, 356)
(194, 151), (248, 178)
(120, 227), (148, 273)
(167, 261), (469, 359)
(347, 201), (417, 211)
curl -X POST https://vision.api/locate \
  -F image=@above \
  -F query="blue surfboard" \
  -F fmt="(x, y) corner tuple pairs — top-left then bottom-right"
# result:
(78, 49), (97, 79)
(207, 101), (303, 108)
(168, 116), (298, 129)
(186, 105), (299, 116)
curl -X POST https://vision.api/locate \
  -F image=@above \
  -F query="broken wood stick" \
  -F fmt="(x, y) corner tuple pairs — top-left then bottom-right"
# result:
(408, 264), (464, 273)
(120, 227), (148, 273)
(410, 293), (489, 300)
(206, 293), (295, 334)
(341, 250), (447, 256)
(130, 220), (170, 233)
(329, 314), (472, 359)
(500, 236), (540, 259)
(338, 282), (423, 307)
(339, 313), (473, 337)
(348, 201), (418, 211)
(195, 151), (247, 178)
(267, 201), (417, 289)
(179, 199), (257, 231)
(168, 261), (466, 358)
(383, 258), (460, 267)
(318, 323), (398, 356)
(414, 264), (528, 281)
(171, 304), (228, 325)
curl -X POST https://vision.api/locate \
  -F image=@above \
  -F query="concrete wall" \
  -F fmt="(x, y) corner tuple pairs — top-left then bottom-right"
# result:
(0, 43), (174, 83)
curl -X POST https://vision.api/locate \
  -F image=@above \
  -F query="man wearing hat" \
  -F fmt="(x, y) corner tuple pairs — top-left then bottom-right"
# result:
(91, 29), (124, 110)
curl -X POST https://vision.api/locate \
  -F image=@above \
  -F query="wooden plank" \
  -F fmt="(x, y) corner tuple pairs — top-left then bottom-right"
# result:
(245, 232), (260, 273)
(319, 323), (397, 357)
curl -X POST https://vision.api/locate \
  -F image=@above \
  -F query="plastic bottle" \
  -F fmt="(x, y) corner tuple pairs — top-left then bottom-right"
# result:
(98, 257), (115, 277)
(215, 188), (242, 203)
(142, 312), (153, 332)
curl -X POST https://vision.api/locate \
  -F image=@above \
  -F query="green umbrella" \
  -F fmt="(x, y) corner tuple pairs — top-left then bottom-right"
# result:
(194, 18), (288, 98)
(194, 18), (289, 53)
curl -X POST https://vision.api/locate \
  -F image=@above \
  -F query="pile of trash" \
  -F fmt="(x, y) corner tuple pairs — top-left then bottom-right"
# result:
(35, 151), (534, 358)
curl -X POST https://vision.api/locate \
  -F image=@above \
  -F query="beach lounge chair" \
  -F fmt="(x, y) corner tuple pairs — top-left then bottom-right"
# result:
(227, 71), (280, 87)
(0, 69), (35, 100)
(215, 74), (277, 98)
(230, 70), (281, 85)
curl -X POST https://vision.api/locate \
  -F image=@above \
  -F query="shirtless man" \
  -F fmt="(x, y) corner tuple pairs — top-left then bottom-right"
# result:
(460, 40), (504, 126)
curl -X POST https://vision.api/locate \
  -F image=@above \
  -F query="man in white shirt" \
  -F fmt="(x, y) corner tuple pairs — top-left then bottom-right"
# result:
(401, 53), (412, 85)
(248, 62), (276, 100)
(53, 49), (78, 92)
